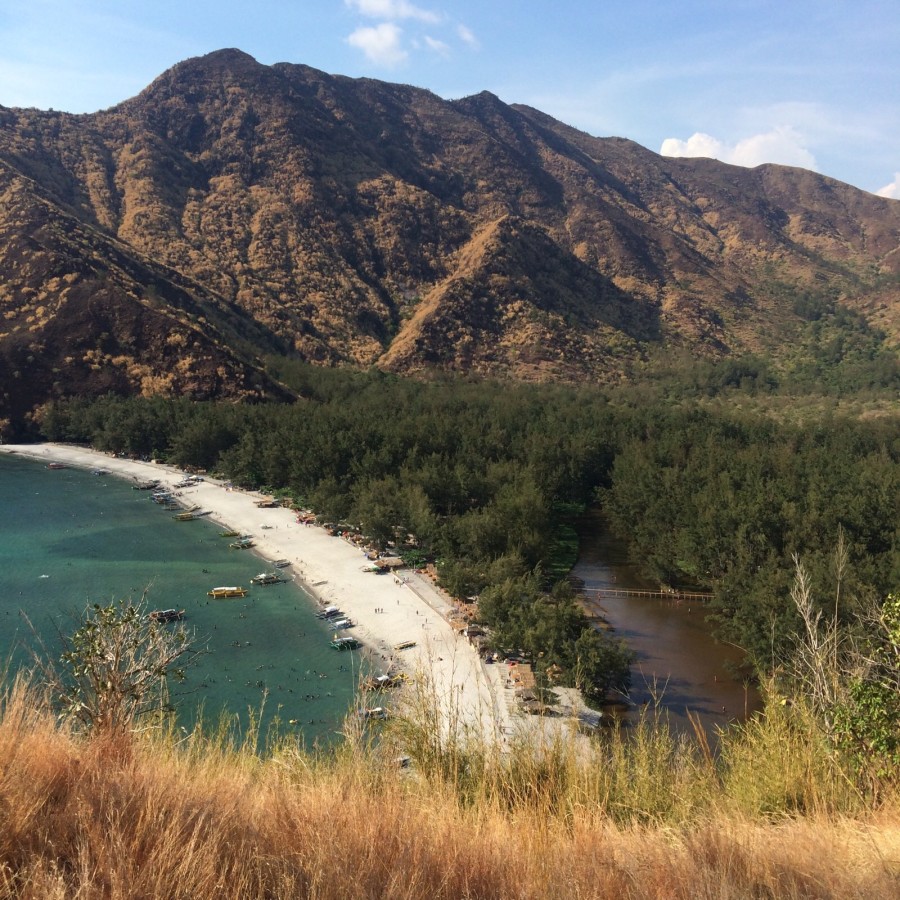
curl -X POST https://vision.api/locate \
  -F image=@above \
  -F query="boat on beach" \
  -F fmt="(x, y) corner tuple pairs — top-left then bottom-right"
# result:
(149, 608), (185, 622)
(207, 586), (248, 598)
(46, 462), (68, 469)
(273, 559), (291, 568)
(229, 536), (254, 549)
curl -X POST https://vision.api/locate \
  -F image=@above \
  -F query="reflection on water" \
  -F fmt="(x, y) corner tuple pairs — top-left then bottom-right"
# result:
(573, 510), (760, 735)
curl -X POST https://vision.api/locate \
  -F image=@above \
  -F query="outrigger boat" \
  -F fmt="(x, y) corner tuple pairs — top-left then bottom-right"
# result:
(250, 572), (285, 586)
(173, 509), (211, 521)
(149, 608), (185, 622)
(207, 586), (248, 598)
(331, 636), (361, 650)
(229, 536), (255, 549)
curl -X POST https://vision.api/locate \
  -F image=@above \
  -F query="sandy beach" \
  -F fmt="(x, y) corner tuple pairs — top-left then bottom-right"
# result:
(1, 443), (517, 741)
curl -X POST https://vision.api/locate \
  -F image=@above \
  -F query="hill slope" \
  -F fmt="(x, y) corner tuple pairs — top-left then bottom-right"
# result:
(1, 49), (898, 420)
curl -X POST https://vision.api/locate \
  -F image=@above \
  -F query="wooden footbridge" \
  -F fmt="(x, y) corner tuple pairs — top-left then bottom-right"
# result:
(582, 587), (714, 603)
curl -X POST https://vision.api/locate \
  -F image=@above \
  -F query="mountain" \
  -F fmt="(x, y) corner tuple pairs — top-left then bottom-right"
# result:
(1, 48), (898, 423)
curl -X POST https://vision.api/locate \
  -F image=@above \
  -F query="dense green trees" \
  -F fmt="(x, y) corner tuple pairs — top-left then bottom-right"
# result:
(37, 360), (899, 692)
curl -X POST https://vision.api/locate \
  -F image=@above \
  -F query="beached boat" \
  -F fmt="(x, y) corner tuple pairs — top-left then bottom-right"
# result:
(363, 674), (404, 691)
(273, 559), (291, 568)
(132, 479), (160, 490)
(330, 636), (361, 650)
(329, 618), (354, 630)
(220, 529), (240, 537)
(207, 586), (248, 598)
(316, 606), (342, 619)
(149, 608), (185, 622)
(46, 462), (68, 469)
(229, 537), (254, 550)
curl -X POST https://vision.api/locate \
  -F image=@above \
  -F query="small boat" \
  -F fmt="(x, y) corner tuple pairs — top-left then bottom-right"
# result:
(229, 537), (255, 550)
(46, 462), (68, 469)
(329, 618), (354, 630)
(132, 479), (160, 490)
(331, 636), (361, 650)
(91, 468), (108, 476)
(250, 572), (284, 586)
(273, 559), (291, 569)
(358, 706), (388, 720)
(393, 640), (417, 651)
(207, 586), (248, 598)
(220, 530), (240, 538)
(316, 606), (342, 619)
(149, 608), (185, 622)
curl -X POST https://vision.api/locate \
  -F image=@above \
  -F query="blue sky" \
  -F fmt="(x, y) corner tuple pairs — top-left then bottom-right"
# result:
(2, 0), (898, 198)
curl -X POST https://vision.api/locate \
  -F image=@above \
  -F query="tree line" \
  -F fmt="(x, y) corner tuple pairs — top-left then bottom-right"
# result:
(36, 360), (899, 690)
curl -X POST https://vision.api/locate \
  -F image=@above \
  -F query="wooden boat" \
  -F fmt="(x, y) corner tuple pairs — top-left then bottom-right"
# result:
(331, 636), (361, 650)
(149, 608), (185, 623)
(46, 462), (68, 469)
(273, 559), (291, 568)
(229, 537), (254, 549)
(220, 529), (240, 537)
(207, 586), (248, 598)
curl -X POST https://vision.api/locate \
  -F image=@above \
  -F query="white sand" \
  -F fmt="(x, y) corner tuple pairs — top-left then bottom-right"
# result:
(1, 443), (517, 741)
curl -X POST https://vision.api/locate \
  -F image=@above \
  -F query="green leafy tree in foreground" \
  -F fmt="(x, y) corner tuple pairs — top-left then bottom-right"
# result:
(31, 599), (197, 736)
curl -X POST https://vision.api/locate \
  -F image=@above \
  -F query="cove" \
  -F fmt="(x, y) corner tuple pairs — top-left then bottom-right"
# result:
(573, 509), (761, 734)
(0, 454), (360, 745)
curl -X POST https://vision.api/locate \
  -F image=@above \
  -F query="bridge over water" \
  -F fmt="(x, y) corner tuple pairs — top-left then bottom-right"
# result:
(582, 587), (714, 603)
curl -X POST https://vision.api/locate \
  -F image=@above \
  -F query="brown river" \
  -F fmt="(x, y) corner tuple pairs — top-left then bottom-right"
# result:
(573, 510), (761, 735)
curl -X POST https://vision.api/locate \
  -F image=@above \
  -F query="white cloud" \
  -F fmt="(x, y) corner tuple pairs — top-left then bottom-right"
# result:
(661, 126), (818, 171)
(456, 24), (479, 49)
(347, 23), (408, 67)
(876, 174), (900, 199)
(345, 0), (440, 24)
(423, 35), (450, 57)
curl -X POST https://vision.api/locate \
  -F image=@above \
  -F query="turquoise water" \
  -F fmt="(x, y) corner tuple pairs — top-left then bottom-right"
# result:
(0, 453), (362, 745)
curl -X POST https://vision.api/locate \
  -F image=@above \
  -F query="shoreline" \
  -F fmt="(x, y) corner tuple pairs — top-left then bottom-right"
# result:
(1, 443), (515, 740)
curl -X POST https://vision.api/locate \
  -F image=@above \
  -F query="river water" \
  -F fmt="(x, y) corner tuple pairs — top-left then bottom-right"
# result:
(573, 510), (760, 734)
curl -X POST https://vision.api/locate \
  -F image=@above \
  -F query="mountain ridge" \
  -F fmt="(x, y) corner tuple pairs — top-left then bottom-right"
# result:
(0, 49), (898, 424)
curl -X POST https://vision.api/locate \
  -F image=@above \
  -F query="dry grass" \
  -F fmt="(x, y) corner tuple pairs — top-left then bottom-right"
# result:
(0, 677), (899, 899)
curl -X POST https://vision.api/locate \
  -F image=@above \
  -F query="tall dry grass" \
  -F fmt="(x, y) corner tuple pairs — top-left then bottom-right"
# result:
(1, 675), (899, 899)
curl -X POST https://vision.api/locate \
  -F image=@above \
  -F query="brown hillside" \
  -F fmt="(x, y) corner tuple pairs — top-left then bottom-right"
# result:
(0, 49), (898, 418)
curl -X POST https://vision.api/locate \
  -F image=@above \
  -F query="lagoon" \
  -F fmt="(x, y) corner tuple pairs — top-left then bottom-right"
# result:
(0, 453), (360, 744)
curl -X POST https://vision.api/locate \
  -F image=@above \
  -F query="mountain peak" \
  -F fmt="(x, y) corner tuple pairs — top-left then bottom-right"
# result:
(0, 51), (898, 422)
